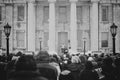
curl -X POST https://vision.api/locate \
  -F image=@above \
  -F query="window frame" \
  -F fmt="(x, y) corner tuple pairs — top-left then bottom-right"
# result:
(17, 5), (25, 21)
(58, 6), (67, 23)
(16, 30), (25, 48)
(101, 32), (109, 48)
(77, 6), (83, 24)
(101, 5), (109, 22)
(43, 6), (49, 23)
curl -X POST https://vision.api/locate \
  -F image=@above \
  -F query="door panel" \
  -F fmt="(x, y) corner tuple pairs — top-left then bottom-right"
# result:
(58, 32), (68, 54)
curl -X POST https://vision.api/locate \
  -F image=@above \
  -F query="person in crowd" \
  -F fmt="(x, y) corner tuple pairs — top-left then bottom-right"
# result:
(7, 53), (14, 62)
(59, 54), (84, 80)
(8, 54), (48, 80)
(113, 58), (120, 80)
(67, 55), (83, 80)
(59, 70), (73, 80)
(49, 56), (61, 80)
(5, 51), (23, 74)
(79, 61), (99, 80)
(0, 62), (7, 80)
(59, 58), (73, 80)
(0, 54), (6, 62)
(96, 57), (103, 68)
(88, 54), (95, 62)
(79, 55), (87, 64)
(15, 51), (23, 56)
(36, 51), (58, 80)
(100, 53), (105, 58)
(52, 54), (60, 63)
(101, 57), (116, 80)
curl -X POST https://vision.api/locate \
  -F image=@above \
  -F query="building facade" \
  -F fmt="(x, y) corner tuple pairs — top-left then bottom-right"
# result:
(0, 0), (120, 54)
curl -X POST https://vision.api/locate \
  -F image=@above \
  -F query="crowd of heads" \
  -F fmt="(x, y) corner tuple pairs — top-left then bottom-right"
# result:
(0, 50), (120, 80)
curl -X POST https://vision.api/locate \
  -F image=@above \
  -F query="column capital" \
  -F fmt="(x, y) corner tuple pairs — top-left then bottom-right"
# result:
(91, 0), (100, 3)
(69, 0), (78, 3)
(48, 0), (56, 3)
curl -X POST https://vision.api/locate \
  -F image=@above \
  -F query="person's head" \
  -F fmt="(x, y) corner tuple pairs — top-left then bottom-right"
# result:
(85, 61), (93, 70)
(16, 51), (23, 56)
(52, 54), (59, 63)
(103, 57), (113, 66)
(15, 55), (37, 71)
(88, 53), (91, 57)
(50, 57), (57, 63)
(36, 51), (50, 63)
(71, 56), (81, 63)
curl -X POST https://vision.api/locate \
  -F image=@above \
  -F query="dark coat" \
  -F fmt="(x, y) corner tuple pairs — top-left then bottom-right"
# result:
(113, 66), (120, 80)
(59, 72), (73, 80)
(8, 71), (48, 80)
(79, 69), (99, 80)
(0, 63), (7, 80)
(67, 63), (84, 80)
(37, 63), (58, 80)
(101, 65), (116, 80)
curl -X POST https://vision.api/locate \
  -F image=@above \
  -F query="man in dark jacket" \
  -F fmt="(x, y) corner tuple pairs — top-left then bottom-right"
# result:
(79, 61), (99, 80)
(36, 51), (58, 80)
(8, 55), (48, 80)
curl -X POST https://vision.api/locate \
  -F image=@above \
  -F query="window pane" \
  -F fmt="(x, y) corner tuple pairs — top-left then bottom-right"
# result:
(43, 32), (49, 50)
(0, 6), (2, 21)
(77, 30), (83, 52)
(102, 6), (108, 21)
(17, 6), (24, 21)
(0, 30), (2, 48)
(43, 6), (49, 22)
(102, 40), (108, 47)
(59, 6), (67, 23)
(77, 6), (82, 23)
(16, 31), (25, 48)
(101, 32), (108, 47)
(77, 30), (83, 48)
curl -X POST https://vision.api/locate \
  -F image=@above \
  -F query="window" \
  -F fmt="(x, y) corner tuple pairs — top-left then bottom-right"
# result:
(17, 6), (24, 21)
(16, 31), (25, 48)
(0, 30), (2, 48)
(77, 30), (83, 49)
(0, 6), (2, 21)
(77, 6), (82, 23)
(0, 6), (3, 24)
(102, 6), (109, 21)
(59, 6), (67, 23)
(44, 32), (49, 50)
(43, 6), (49, 23)
(101, 32), (108, 47)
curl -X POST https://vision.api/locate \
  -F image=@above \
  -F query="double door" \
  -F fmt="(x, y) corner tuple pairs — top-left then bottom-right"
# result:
(58, 32), (68, 54)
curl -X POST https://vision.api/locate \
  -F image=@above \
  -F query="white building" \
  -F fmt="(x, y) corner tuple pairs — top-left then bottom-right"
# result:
(0, 0), (120, 54)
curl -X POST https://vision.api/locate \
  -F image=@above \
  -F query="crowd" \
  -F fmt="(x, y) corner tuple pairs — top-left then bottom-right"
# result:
(0, 50), (120, 80)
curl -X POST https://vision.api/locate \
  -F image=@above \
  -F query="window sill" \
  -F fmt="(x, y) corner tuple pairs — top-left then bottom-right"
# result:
(100, 21), (110, 24)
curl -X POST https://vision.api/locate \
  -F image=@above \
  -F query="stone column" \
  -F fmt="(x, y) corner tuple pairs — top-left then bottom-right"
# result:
(90, 0), (99, 51)
(27, 0), (35, 52)
(48, 0), (56, 52)
(70, 0), (78, 53)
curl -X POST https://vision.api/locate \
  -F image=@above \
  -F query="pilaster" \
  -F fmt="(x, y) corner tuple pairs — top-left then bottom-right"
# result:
(90, 0), (99, 51)
(70, 0), (78, 53)
(27, 1), (36, 52)
(48, 0), (56, 52)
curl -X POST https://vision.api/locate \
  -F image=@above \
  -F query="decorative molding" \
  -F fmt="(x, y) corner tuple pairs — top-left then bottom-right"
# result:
(91, 0), (99, 2)
(48, 0), (56, 3)
(69, 0), (78, 3)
